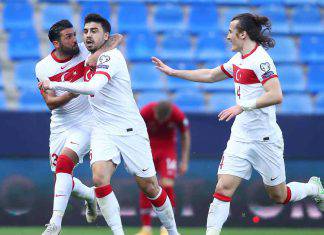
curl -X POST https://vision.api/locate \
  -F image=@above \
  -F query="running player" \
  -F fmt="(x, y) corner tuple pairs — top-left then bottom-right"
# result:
(39, 14), (179, 235)
(151, 13), (324, 235)
(136, 101), (191, 235)
(36, 20), (122, 235)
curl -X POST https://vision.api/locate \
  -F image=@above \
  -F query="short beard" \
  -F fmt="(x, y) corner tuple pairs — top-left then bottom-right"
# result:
(60, 44), (80, 57)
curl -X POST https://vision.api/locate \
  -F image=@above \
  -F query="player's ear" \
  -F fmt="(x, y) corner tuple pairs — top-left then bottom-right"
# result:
(240, 31), (247, 40)
(104, 32), (109, 41)
(52, 40), (60, 49)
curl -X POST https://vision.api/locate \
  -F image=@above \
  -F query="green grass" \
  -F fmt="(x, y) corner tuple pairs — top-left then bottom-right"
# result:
(0, 227), (323, 235)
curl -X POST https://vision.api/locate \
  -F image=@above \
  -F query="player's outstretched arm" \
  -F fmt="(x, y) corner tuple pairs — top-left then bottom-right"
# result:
(152, 56), (228, 83)
(86, 34), (123, 67)
(38, 74), (107, 95)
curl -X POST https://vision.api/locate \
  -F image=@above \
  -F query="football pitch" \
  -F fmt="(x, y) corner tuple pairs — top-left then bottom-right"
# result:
(1, 227), (324, 235)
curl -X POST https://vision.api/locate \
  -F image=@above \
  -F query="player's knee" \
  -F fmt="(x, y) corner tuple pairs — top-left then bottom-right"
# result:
(160, 178), (174, 187)
(268, 192), (286, 204)
(92, 173), (109, 187)
(215, 182), (234, 197)
(141, 182), (160, 198)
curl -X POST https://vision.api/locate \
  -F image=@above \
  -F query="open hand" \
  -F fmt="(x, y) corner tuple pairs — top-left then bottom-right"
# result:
(218, 105), (243, 122)
(151, 57), (174, 76)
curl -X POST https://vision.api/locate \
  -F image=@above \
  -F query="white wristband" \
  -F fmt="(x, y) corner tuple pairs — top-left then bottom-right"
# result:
(240, 99), (257, 111)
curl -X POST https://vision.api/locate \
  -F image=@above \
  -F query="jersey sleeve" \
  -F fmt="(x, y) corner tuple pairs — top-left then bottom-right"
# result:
(173, 105), (189, 133)
(220, 53), (238, 78)
(253, 56), (278, 85)
(95, 51), (119, 80)
(35, 62), (48, 82)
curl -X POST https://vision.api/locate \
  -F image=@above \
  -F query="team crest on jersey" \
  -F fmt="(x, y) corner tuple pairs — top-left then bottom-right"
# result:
(98, 55), (110, 64)
(260, 62), (270, 72)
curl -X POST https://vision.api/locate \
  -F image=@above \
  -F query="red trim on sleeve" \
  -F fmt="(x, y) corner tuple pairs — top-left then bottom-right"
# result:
(221, 65), (233, 78)
(95, 71), (111, 80)
(213, 193), (232, 202)
(262, 74), (278, 85)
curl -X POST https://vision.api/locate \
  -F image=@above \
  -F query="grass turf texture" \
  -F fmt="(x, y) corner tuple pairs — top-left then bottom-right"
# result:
(0, 227), (323, 235)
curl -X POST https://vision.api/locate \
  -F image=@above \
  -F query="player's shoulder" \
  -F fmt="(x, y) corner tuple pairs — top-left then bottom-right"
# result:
(255, 45), (274, 62)
(35, 54), (54, 77)
(171, 104), (185, 117)
(227, 52), (241, 63)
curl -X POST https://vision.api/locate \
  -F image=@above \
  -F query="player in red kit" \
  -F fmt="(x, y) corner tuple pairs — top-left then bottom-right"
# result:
(136, 101), (191, 235)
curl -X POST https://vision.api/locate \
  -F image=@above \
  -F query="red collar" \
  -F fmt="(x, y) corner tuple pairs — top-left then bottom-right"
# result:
(241, 43), (259, 59)
(51, 50), (73, 63)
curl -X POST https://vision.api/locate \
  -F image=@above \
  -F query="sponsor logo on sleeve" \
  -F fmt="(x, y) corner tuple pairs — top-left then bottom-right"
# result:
(260, 62), (270, 72)
(260, 62), (274, 80)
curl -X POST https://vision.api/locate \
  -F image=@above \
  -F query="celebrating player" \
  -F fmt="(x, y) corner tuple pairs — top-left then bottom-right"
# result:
(36, 20), (122, 235)
(39, 14), (179, 235)
(151, 13), (324, 235)
(136, 101), (191, 235)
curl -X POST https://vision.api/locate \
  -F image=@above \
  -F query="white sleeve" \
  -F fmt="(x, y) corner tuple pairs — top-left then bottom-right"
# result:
(254, 57), (278, 85)
(35, 63), (48, 82)
(95, 51), (120, 79)
(50, 74), (108, 95)
(220, 53), (238, 78)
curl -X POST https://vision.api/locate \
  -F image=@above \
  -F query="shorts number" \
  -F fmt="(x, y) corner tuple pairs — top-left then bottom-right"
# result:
(51, 153), (58, 166)
(236, 86), (241, 99)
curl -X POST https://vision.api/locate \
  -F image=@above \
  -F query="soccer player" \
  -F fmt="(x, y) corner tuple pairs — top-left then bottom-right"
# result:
(137, 101), (191, 235)
(36, 20), (122, 235)
(151, 13), (324, 235)
(39, 14), (179, 235)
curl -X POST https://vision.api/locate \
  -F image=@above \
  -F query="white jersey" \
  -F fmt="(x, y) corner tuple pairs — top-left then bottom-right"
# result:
(221, 45), (282, 142)
(35, 43), (92, 134)
(85, 48), (148, 137)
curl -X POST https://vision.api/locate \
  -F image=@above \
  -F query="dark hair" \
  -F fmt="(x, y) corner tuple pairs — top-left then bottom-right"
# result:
(48, 20), (73, 42)
(84, 13), (111, 33)
(155, 101), (172, 121)
(231, 13), (275, 49)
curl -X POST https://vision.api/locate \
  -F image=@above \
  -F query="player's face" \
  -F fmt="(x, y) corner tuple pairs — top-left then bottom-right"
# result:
(57, 28), (79, 56)
(83, 22), (109, 53)
(227, 20), (244, 52)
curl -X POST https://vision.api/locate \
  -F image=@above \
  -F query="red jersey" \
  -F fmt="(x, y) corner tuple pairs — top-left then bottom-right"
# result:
(140, 102), (189, 153)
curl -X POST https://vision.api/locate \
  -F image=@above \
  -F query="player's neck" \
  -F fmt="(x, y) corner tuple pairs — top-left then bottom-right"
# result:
(53, 49), (73, 61)
(241, 41), (258, 57)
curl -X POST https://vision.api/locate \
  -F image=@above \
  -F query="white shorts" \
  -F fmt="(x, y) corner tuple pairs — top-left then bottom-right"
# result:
(49, 123), (92, 172)
(90, 128), (156, 178)
(218, 138), (286, 186)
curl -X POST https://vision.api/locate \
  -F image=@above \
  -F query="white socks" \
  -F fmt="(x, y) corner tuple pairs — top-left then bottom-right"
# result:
(149, 188), (178, 235)
(206, 197), (230, 235)
(287, 182), (318, 202)
(71, 177), (94, 202)
(51, 173), (73, 226)
(96, 189), (124, 235)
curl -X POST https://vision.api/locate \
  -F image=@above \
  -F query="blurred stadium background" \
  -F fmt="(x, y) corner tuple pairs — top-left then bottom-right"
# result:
(0, 0), (323, 234)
